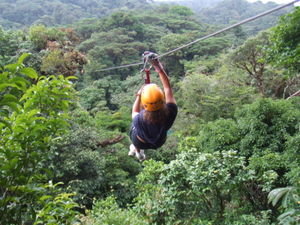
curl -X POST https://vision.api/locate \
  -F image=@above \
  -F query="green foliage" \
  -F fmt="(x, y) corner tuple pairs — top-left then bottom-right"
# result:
(78, 78), (122, 112)
(134, 151), (251, 224)
(0, 53), (37, 125)
(284, 127), (300, 187)
(228, 31), (271, 96)
(236, 98), (300, 158)
(179, 119), (240, 153)
(29, 25), (66, 50)
(171, 98), (300, 223)
(180, 97), (299, 191)
(268, 7), (300, 74)
(0, 27), (21, 66)
(188, 37), (232, 59)
(268, 187), (300, 225)
(41, 49), (65, 74)
(47, 107), (140, 208)
(0, 1), (299, 224)
(268, 116), (300, 225)
(224, 210), (272, 225)
(169, 5), (194, 17)
(82, 196), (147, 225)
(0, 0), (152, 28)
(95, 107), (131, 132)
(77, 5), (206, 82)
(178, 65), (256, 121)
(199, 0), (292, 36)
(229, 23), (299, 98)
(0, 55), (77, 224)
(78, 85), (108, 112)
(79, 27), (147, 80)
(74, 18), (101, 40)
(156, 33), (192, 78)
(133, 160), (167, 224)
(162, 8), (199, 34)
(34, 182), (80, 225)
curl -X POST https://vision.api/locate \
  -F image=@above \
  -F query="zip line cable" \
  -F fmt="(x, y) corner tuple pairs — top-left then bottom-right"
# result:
(158, 0), (299, 59)
(95, 61), (144, 72)
(95, 0), (299, 72)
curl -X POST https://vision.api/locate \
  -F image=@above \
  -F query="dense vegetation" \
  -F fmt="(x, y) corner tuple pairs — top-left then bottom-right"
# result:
(0, 0), (292, 34)
(198, 0), (293, 34)
(0, 0), (152, 29)
(158, 0), (223, 11)
(0, 0), (299, 224)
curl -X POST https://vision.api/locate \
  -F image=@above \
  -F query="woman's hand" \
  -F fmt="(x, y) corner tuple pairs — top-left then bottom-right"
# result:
(136, 86), (143, 96)
(143, 51), (163, 72)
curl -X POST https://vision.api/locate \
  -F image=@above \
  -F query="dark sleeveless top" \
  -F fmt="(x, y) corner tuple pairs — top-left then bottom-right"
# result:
(132, 103), (177, 149)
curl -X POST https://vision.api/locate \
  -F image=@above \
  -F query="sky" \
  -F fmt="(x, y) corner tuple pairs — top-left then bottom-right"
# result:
(248, 0), (294, 3)
(154, 0), (293, 3)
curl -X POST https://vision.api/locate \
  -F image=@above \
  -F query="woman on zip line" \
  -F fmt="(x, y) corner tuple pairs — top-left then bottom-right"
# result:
(128, 52), (178, 161)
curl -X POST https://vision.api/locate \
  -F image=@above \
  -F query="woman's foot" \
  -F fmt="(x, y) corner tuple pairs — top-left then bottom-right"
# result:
(129, 144), (146, 161)
(128, 144), (136, 156)
(135, 149), (146, 161)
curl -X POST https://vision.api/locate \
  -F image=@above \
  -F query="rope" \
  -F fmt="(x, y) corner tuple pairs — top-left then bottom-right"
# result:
(95, 0), (299, 72)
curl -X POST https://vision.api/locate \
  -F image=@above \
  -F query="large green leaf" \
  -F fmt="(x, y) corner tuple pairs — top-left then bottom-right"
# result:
(10, 76), (30, 90)
(17, 53), (30, 64)
(0, 94), (19, 104)
(4, 63), (20, 73)
(19, 67), (38, 79)
(268, 187), (293, 207)
(0, 108), (9, 117)
(0, 119), (11, 130)
(0, 83), (20, 91)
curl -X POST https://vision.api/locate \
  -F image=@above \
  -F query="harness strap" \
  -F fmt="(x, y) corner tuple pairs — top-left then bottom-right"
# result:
(144, 68), (151, 84)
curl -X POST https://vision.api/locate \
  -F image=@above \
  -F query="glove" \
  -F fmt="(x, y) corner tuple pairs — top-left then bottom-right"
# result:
(142, 51), (163, 72)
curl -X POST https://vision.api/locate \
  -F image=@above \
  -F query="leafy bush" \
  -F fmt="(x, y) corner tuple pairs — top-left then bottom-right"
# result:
(0, 54), (78, 224)
(130, 98), (300, 224)
(82, 196), (147, 225)
(34, 182), (80, 225)
(47, 107), (140, 208)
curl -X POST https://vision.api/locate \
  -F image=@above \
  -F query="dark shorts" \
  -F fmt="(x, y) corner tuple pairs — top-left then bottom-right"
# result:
(129, 126), (166, 150)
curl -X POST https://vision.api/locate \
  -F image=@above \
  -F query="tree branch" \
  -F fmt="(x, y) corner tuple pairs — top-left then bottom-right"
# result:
(287, 90), (300, 100)
(96, 135), (125, 147)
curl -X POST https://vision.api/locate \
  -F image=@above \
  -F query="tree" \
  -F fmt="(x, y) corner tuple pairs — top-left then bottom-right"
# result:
(199, 0), (292, 36)
(228, 31), (270, 96)
(41, 49), (87, 76)
(133, 152), (271, 224)
(80, 28), (147, 80)
(0, 54), (78, 224)
(268, 7), (300, 74)
(29, 25), (66, 50)
(178, 63), (256, 121)
(47, 107), (140, 208)
(0, 0), (152, 28)
(267, 7), (300, 99)
(82, 196), (147, 225)
(0, 27), (21, 66)
(158, 98), (299, 223)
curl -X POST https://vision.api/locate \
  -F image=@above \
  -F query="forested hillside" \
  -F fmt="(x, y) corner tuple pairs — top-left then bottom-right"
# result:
(198, 0), (293, 34)
(158, 0), (293, 35)
(0, 0), (300, 224)
(0, 0), (152, 28)
(155, 0), (223, 10)
(0, 0), (292, 32)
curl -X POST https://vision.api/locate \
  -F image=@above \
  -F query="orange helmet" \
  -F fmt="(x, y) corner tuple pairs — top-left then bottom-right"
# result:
(141, 84), (165, 111)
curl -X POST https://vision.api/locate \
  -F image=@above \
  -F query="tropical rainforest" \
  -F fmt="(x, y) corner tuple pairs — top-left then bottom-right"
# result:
(0, 0), (299, 224)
